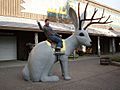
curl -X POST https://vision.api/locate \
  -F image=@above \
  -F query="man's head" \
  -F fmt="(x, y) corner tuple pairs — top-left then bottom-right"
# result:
(45, 19), (49, 26)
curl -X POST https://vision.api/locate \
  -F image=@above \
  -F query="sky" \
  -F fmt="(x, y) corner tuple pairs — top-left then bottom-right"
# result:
(21, 0), (68, 15)
(95, 0), (120, 10)
(21, 0), (120, 15)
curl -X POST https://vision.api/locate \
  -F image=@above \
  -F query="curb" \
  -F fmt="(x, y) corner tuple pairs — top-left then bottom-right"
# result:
(111, 61), (120, 67)
(0, 60), (26, 68)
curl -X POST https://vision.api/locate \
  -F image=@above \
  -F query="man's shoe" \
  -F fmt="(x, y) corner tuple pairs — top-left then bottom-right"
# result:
(56, 47), (61, 49)
(55, 47), (61, 52)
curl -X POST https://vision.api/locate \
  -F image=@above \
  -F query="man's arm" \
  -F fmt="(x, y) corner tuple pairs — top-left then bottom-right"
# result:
(37, 21), (43, 30)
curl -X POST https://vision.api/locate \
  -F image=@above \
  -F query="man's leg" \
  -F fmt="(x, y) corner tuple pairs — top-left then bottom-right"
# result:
(49, 35), (63, 49)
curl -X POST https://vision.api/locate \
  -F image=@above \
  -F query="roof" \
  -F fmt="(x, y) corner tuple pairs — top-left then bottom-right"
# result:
(85, 0), (120, 14)
(87, 27), (120, 37)
(0, 16), (74, 34)
(0, 16), (120, 37)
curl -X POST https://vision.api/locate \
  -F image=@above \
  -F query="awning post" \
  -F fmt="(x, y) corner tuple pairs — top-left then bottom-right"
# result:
(98, 36), (101, 56)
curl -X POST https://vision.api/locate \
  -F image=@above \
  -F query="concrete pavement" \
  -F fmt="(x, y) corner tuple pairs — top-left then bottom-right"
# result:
(0, 56), (120, 90)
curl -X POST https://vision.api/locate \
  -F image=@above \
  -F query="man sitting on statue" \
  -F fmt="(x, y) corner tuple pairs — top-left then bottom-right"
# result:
(43, 19), (63, 52)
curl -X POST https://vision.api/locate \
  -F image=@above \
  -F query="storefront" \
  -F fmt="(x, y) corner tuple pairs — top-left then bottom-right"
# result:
(0, 0), (120, 60)
(0, 16), (73, 60)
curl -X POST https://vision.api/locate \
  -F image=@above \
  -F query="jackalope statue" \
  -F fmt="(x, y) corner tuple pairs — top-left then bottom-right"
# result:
(22, 2), (112, 82)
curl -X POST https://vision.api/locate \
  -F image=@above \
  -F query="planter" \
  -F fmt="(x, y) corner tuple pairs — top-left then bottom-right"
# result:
(111, 61), (120, 67)
(100, 57), (111, 65)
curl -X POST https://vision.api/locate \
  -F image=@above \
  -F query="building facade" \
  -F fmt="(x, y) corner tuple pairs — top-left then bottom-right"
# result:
(0, 0), (120, 61)
(81, 0), (120, 55)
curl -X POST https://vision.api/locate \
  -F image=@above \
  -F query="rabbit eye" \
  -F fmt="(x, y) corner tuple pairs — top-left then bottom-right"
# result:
(79, 33), (84, 36)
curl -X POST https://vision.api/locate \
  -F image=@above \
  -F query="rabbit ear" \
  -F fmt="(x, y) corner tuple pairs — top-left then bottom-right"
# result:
(69, 7), (78, 30)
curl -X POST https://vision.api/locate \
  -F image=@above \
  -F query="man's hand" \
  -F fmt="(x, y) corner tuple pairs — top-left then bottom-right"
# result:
(59, 35), (62, 38)
(56, 34), (62, 38)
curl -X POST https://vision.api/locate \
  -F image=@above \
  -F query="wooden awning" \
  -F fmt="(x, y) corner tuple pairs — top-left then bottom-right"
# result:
(0, 16), (73, 34)
(0, 16), (120, 36)
(87, 27), (120, 37)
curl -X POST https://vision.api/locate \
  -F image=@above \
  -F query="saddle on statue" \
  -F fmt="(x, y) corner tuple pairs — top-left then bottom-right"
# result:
(46, 39), (65, 55)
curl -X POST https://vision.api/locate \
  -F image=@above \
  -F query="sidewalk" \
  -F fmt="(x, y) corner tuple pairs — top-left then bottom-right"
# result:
(0, 60), (26, 68)
(0, 55), (99, 68)
(0, 55), (119, 68)
(0, 56), (120, 90)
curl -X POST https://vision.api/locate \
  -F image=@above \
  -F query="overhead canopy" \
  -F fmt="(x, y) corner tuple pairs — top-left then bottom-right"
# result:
(0, 16), (74, 33)
(0, 16), (120, 37)
(87, 27), (120, 37)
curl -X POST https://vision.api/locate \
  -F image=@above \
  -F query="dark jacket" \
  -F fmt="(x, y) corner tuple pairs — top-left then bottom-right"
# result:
(43, 25), (59, 38)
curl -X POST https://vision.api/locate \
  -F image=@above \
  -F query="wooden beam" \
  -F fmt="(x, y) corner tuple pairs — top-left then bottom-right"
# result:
(112, 38), (116, 54)
(97, 36), (101, 56)
(35, 33), (38, 45)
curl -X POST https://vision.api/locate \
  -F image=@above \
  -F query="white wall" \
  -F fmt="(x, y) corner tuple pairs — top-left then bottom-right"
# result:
(0, 36), (17, 61)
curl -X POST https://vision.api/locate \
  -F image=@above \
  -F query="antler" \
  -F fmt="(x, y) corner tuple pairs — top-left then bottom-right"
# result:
(78, 2), (113, 30)
(78, 2), (89, 30)
(84, 9), (113, 30)
(78, 3), (81, 29)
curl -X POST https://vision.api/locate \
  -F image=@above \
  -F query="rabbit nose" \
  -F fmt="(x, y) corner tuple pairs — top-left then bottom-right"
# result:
(90, 41), (92, 45)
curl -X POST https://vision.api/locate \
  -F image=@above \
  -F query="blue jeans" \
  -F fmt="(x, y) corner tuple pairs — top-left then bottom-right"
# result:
(48, 35), (63, 48)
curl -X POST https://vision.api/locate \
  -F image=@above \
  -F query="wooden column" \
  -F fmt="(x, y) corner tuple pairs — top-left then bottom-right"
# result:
(35, 33), (38, 45)
(97, 36), (101, 56)
(112, 38), (116, 54)
(82, 45), (86, 53)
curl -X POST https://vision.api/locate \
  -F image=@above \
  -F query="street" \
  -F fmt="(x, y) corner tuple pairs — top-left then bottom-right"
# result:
(0, 56), (120, 90)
